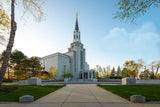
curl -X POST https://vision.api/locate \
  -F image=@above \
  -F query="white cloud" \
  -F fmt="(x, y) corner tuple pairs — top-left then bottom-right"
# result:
(103, 22), (160, 65)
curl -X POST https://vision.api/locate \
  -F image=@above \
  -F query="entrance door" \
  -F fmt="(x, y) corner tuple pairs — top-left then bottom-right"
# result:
(84, 73), (88, 79)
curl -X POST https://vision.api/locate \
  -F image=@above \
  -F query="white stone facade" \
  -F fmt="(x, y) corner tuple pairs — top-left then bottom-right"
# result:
(40, 53), (70, 79)
(40, 14), (95, 79)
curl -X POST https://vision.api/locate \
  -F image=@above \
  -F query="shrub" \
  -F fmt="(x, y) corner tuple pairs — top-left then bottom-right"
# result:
(3, 78), (14, 83)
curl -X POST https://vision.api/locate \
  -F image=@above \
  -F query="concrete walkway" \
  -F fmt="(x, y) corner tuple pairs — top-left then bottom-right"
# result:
(1, 84), (160, 107)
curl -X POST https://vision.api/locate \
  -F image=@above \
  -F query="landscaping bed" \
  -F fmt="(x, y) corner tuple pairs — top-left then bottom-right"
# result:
(0, 85), (64, 101)
(99, 85), (160, 101)
(98, 79), (121, 82)
(42, 79), (64, 82)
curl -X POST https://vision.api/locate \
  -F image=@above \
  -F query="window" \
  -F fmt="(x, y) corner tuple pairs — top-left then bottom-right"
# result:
(81, 51), (83, 69)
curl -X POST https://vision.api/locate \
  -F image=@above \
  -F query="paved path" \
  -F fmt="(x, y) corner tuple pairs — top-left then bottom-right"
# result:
(1, 84), (160, 107)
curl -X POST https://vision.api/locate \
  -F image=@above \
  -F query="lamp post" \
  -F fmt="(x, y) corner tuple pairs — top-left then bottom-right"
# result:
(43, 59), (45, 71)
(96, 65), (98, 78)
(126, 62), (129, 77)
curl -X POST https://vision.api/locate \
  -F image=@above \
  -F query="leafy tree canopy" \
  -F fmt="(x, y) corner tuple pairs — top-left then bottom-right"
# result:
(10, 49), (26, 64)
(114, 0), (159, 23)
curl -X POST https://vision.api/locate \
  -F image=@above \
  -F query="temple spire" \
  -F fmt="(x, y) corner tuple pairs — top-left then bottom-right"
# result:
(73, 12), (81, 43)
(75, 12), (79, 30)
(76, 12), (78, 19)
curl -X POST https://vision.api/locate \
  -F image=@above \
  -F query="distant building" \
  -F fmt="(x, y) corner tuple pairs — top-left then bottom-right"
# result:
(40, 13), (95, 79)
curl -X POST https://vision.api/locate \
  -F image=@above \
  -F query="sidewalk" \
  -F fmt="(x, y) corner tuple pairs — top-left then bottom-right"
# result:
(1, 84), (160, 107)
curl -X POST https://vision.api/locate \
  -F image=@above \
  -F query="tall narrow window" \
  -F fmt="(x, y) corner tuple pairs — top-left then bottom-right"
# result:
(81, 51), (83, 69)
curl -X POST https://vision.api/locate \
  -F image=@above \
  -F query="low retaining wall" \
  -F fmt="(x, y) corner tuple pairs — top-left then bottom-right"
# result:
(136, 79), (160, 84)
(12, 79), (160, 85)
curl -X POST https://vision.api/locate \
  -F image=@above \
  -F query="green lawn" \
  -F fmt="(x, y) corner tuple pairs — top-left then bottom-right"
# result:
(0, 85), (64, 101)
(99, 85), (160, 101)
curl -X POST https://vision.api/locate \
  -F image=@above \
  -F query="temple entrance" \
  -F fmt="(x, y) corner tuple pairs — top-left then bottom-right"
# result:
(80, 72), (89, 79)
(80, 70), (95, 79)
(84, 72), (88, 79)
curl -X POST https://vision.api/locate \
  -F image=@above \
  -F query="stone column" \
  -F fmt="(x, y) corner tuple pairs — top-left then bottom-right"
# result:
(91, 71), (93, 79)
(82, 72), (84, 79)
(88, 72), (89, 79)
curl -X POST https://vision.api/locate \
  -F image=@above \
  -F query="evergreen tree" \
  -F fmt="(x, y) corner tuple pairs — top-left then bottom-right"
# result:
(106, 65), (111, 77)
(117, 66), (121, 77)
(110, 67), (116, 77)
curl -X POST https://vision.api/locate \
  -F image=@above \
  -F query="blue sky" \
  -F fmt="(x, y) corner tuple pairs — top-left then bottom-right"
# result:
(1, 0), (160, 69)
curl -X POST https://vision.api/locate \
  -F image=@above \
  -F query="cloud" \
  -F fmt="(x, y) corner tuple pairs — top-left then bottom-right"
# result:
(103, 22), (160, 60)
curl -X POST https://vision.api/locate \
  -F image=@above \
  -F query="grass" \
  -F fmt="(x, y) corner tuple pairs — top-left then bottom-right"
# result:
(0, 85), (64, 101)
(99, 85), (160, 101)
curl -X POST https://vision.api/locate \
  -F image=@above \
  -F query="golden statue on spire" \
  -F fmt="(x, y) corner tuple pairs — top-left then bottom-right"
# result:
(76, 12), (78, 19)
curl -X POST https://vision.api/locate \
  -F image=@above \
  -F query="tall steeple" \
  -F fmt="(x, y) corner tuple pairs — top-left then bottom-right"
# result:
(73, 12), (81, 43)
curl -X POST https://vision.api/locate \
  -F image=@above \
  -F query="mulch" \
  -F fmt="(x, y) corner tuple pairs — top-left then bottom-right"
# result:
(0, 87), (18, 92)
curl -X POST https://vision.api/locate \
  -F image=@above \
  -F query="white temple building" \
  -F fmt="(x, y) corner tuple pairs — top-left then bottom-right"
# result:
(40, 13), (95, 80)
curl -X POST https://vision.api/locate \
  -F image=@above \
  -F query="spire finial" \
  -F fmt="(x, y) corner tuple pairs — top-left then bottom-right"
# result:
(75, 12), (79, 30)
(76, 12), (78, 19)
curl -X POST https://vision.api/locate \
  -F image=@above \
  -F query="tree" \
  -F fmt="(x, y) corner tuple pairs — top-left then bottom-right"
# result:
(0, 51), (6, 63)
(117, 66), (121, 77)
(139, 69), (154, 79)
(144, 69), (150, 79)
(10, 50), (26, 80)
(110, 67), (116, 77)
(155, 61), (160, 75)
(122, 59), (144, 78)
(148, 60), (160, 78)
(0, 51), (13, 80)
(49, 66), (58, 79)
(122, 67), (127, 77)
(10, 50), (26, 65)
(0, 5), (10, 46)
(0, 0), (45, 86)
(29, 56), (42, 77)
(150, 71), (155, 79)
(149, 61), (155, 73)
(62, 69), (73, 79)
(106, 65), (111, 77)
(123, 60), (142, 78)
(114, 0), (159, 23)
(137, 59), (144, 76)
(103, 67), (106, 77)
(98, 66), (103, 78)
(65, 72), (73, 79)
(20, 58), (31, 79)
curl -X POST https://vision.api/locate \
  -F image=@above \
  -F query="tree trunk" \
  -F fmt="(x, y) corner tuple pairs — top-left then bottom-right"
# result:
(0, 0), (17, 86)
(155, 67), (159, 79)
(8, 67), (10, 80)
